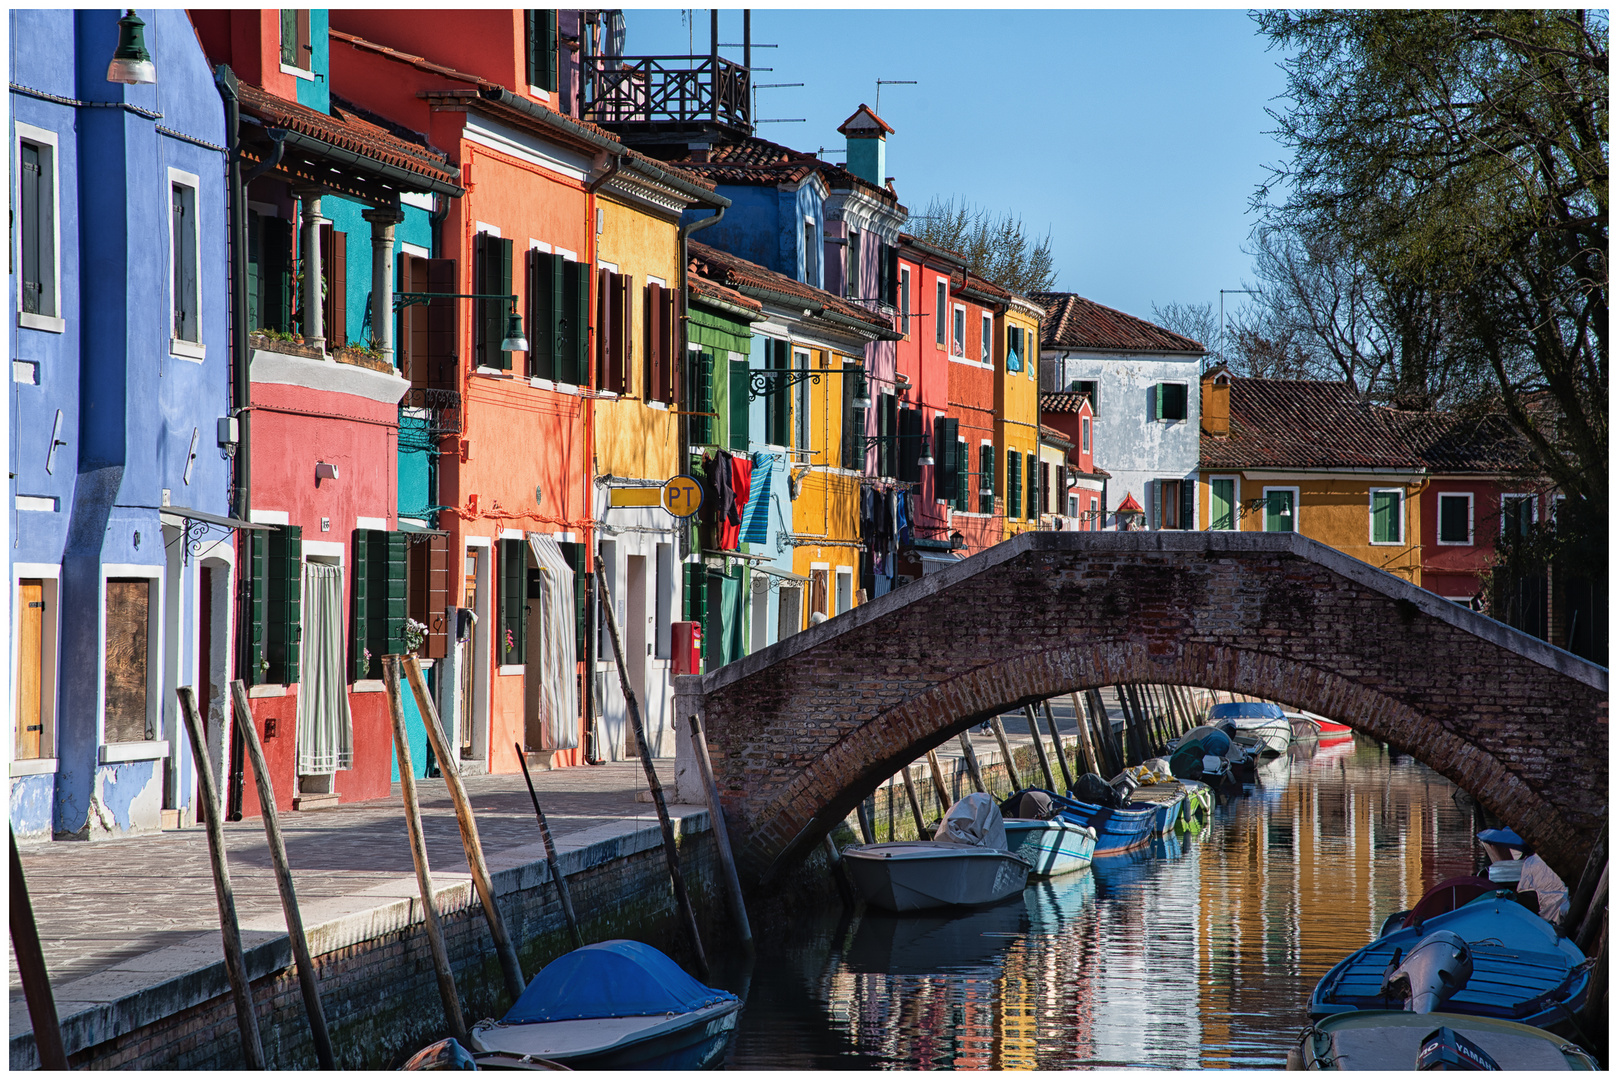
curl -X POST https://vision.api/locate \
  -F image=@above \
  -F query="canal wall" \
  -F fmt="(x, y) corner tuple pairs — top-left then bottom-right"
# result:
(9, 810), (730, 1070)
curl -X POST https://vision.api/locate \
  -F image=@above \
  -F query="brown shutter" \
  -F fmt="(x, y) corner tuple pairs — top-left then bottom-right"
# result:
(595, 266), (610, 389)
(418, 533), (450, 659)
(645, 282), (661, 403)
(321, 224), (347, 348)
(613, 273), (631, 394)
(660, 287), (677, 402)
(403, 255), (459, 390)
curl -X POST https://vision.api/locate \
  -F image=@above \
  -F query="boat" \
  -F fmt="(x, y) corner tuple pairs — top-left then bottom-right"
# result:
(1310, 891), (1592, 1027)
(1176, 780), (1214, 835)
(1053, 791), (1159, 857)
(466, 940), (740, 1070)
(843, 792), (1032, 912)
(1376, 876), (1497, 938)
(1285, 708), (1352, 737)
(1000, 790), (1099, 876)
(1291, 1010), (1600, 1070)
(401, 1038), (567, 1071)
(1129, 782), (1190, 835)
(1209, 701), (1291, 756)
(844, 892), (1030, 975)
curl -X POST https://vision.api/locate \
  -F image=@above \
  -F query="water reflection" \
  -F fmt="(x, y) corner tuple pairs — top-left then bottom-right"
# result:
(724, 736), (1482, 1069)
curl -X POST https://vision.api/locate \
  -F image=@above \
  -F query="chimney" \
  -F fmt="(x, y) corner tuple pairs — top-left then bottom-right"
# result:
(1202, 366), (1231, 437)
(837, 104), (894, 187)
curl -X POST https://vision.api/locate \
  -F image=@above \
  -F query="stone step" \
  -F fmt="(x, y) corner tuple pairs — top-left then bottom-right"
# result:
(292, 792), (341, 812)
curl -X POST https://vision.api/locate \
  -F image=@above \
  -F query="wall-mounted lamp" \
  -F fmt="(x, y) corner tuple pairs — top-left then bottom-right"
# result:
(107, 10), (156, 85)
(315, 461), (339, 483)
(851, 367), (872, 409)
(502, 310), (529, 352)
(949, 530), (965, 550)
(918, 431), (934, 467)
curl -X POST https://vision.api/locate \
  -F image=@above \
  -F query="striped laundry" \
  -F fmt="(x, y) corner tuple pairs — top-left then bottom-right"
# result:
(740, 452), (774, 544)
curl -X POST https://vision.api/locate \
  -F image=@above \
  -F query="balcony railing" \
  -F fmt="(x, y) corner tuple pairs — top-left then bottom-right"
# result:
(584, 55), (751, 132)
(400, 386), (463, 438)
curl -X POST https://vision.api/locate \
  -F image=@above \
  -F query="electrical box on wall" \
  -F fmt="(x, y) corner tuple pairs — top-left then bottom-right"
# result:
(671, 621), (702, 675)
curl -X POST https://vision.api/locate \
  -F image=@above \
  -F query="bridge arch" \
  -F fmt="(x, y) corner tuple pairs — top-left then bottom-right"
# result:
(676, 532), (1606, 885)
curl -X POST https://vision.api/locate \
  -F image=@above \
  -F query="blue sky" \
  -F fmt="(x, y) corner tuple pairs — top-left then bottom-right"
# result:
(624, 8), (1290, 333)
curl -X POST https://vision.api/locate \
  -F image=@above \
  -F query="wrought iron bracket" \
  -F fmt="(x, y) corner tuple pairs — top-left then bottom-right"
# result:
(748, 367), (822, 401)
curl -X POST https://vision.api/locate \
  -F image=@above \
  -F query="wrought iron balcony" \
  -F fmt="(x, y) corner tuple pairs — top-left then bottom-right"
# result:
(583, 55), (751, 134)
(400, 386), (463, 438)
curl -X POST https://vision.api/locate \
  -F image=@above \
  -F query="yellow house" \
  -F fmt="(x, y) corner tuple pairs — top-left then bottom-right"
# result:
(995, 293), (1045, 541)
(789, 341), (865, 622)
(1197, 366), (1426, 584)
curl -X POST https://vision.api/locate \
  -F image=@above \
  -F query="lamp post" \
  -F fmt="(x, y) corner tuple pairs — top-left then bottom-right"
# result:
(107, 9), (156, 85)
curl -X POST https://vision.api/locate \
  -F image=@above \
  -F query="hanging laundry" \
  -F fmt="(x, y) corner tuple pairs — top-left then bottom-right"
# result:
(741, 452), (774, 545)
(720, 452), (752, 551)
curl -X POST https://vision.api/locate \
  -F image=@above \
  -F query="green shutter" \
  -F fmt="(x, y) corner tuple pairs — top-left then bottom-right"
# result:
(247, 529), (268, 685)
(691, 351), (715, 444)
(729, 358), (750, 451)
(1007, 450), (1021, 520)
(956, 439), (969, 511)
(499, 538), (527, 665)
(936, 418), (956, 499)
(1211, 478), (1235, 530)
(352, 530), (371, 680)
(1372, 490), (1401, 543)
(898, 408), (922, 483)
(383, 531), (408, 657)
(263, 216), (294, 333)
(979, 444), (996, 515)
(569, 259), (590, 386)
(1151, 384), (1162, 420)
(1265, 490), (1294, 533)
(683, 560), (708, 628)
(558, 542), (590, 657)
(265, 525), (302, 684)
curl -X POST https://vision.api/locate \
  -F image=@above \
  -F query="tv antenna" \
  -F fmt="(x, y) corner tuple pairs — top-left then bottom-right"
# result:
(875, 78), (917, 114)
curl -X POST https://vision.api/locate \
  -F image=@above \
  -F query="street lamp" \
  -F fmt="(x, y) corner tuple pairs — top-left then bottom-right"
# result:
(852, 366), (872, 409)
(107, 10), (156, 85)
(917, 430), (934, 467)
(501, 309), (529, 353)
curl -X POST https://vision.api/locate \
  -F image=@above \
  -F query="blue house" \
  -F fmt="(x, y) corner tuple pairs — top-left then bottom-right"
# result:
(10, 10), (234, 839)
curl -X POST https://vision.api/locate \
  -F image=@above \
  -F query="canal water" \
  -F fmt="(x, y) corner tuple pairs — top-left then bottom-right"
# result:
(716, 734), (1483, 1069)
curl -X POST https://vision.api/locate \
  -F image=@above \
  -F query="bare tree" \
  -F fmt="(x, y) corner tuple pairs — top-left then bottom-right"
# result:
(1149, 301), (1219, 355)
(914, 197), (1056, 295)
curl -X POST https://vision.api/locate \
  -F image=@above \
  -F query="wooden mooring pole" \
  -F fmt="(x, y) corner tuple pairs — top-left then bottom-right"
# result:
(10, 828), (67, 1070)
(925, 749), (952, 808)
(404, 655), (526, 1004)
(595, 556), (709, 978)
(228, 680), (335, 1069)
(1069, 693), (1100, 778)
(1021, 705), (1058, 791)
(990, 716), (1024, 791)
(177, 686), (266, 1069)
(515, 746), (584, 949)
(1043, 701), (1076, 792)
(957, 731), (988, 794)
(900, 767), (928, 837)
(687, 712), (754, 955)
(382, 659), (468, 1044)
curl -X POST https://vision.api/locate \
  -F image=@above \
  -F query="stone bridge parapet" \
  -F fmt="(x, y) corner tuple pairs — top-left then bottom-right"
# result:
(673, 531), (1606, 884)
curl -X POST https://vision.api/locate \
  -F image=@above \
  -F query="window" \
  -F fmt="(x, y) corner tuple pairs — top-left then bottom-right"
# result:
(803, 220), (817, 285)
(978, 443), (996, 515)
(935, 280), (948, 346)
(981, 313), (993, 364)
(1006, 449), (1021, 520)
(1156, 479), (1186, 529)
(881, 244), (899, 310)
(1263, 488), (1297, 533)
(474, 231), (514, 370)
(955, 438), (970, 510)
(351, 529), (408, 680)
(406, 532), (451, 661)
(1153, 382), (1188, 421)
(952, 305), (966, 357)
(840, 360), (864, 469)
(525, 10), (558, 92)
(1039, 462), (1051, 514)
(1081, 416), (1091, 453)
(170, 174), (201, 349)
(1006, 324), (1023, 373)
(1074, 379), (1098, 414)
(498, 537), (527, 666)
(835, 568), (853, 616)
(1210, 477), (1236, 531)
(1370, 488), (1403, 544)
(528, 248), (590, 384)
(809, 567), (830, 619)
(103, 578), (156, 744)
(401, 253), (457, 389)
(897, 407), (923, 483)
(245, 525), (303, 685)
(793, 349), (812, 453)
(934, 416), (959, 505)
(16, 127), (60, 328)
(642, 281), (676, 403)
(687, 349), (715, 444)
(899, 266), (911, 336)
(1501, 494), (1535, 537)
(845, 228), (860, 299)
(1088, 496), (1099, 529)
(280, 9), (312, 70)
(763, 339), (790, 446)
(595, 266), (632, 393)
(1437, 492), (1473, 545)
(728, 356), (749, 451)
(1068, 495), (1079, 518)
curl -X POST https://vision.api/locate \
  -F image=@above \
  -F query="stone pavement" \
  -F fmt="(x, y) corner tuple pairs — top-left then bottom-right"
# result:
(8, 703), (1095, 1045)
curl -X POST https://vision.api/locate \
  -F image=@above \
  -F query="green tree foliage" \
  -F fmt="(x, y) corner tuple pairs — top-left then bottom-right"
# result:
(1252, 10), (1608, 528)
(914, 197), (1057, 295)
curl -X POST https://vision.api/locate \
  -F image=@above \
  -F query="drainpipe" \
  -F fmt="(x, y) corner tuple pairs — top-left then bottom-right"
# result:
(214, 63), (250, 821)
(677, 202), (726, 561)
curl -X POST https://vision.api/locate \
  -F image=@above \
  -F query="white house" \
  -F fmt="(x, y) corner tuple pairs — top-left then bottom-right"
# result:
(1033, 293), (1206, 529)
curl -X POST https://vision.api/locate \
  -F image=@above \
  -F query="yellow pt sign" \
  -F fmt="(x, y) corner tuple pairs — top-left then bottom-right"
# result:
(662, 475), (704, 518)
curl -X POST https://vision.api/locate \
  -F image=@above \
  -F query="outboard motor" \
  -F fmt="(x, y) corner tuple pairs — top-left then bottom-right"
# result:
(1416, 1026), (1501, 1071)
(1383, 930), (1474, 1014)
(1072, 773), (1121, 809)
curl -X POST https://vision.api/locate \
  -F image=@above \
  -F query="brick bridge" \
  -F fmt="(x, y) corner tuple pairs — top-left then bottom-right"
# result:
(673, 531), (1607, 885)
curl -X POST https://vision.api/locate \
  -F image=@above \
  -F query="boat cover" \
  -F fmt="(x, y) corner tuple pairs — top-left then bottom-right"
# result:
(503, 940), (735, 1024)
(1208, 701), (1285, 721)
(936, 792), (1009, 850)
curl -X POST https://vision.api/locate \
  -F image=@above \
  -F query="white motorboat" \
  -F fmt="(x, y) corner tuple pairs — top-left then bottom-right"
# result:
(843, 792), (1031, 912)
(1209, 701), (1291, 756)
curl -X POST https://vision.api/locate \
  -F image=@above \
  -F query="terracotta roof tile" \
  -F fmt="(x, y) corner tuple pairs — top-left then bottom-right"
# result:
(1032, 292), (1205, 354)
(236, 81), (459, 188)
(687, 240), (893, 335)
(1040, 391), (1093, 414)
(688, 275), (762, 316)
(1200, 378), (1422, 471)
(837, 103), (894, 137)
(668, 136), (899, 205)
(1382, 408), (1537, 474)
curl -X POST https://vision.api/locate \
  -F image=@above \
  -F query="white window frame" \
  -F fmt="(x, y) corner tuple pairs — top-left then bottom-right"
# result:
(1500, 492), (1536, 536)
(168, 168), (206, 360)
(1081, 416), (1091, 454)
(1155, 381), (1190, 422)
(1262, 486), (1300, 534)
(1368, 487), (1405, 545)
(952, 304), (967, 357)
(934, 278), (948, 347)
(1088, 496), (1099, 531)
(279, 8), (314, 77)
(97, 565), (167, 760)
(978, 439), (994, 495)
(1436, 491), (1474, 546)
(12, 564), (62, 774)
(1208, 474), (1240, 531)
(793, 349), (812, 453)
(834, 566), (854, 616)
(899, 265), (911, 336)
(802, 216), (817, 286)
(980, 312), (993, 364)
(15, 123), (64, 334)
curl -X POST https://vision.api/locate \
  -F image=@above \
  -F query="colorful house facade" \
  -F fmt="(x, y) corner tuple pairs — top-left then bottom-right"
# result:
(1036, 292), (1206, 530)
(11, 10), (234, 838)
(1041, 391), (1108, 528)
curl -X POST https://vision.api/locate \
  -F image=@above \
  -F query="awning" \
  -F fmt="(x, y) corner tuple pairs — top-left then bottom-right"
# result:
(158, 506), (275, 531)
(397, 519), (448, 535)
(753, 564), (807, 583)
(916, 550), (963, 575)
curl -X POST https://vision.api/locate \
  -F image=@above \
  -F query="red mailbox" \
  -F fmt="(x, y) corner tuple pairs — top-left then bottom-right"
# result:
(671, 621), (702, 675)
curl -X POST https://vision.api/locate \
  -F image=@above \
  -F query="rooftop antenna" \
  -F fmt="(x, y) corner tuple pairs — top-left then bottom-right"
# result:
(875, 78), (917, 115)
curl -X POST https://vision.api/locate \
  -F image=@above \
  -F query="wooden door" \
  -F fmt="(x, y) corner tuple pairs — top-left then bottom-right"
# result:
(16, 579), (44, 758)
(104, 578), (151, 743)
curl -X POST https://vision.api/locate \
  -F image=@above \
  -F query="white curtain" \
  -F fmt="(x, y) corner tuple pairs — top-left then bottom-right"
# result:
(296, 561), (353, 774)
(526, 534), (579, 750)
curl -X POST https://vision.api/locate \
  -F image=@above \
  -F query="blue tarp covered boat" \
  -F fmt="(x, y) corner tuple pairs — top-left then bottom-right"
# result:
(469, 940), (740, 1069)
(1054, 795), (1158, 856)
(1310, 892), (1591, 1028)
